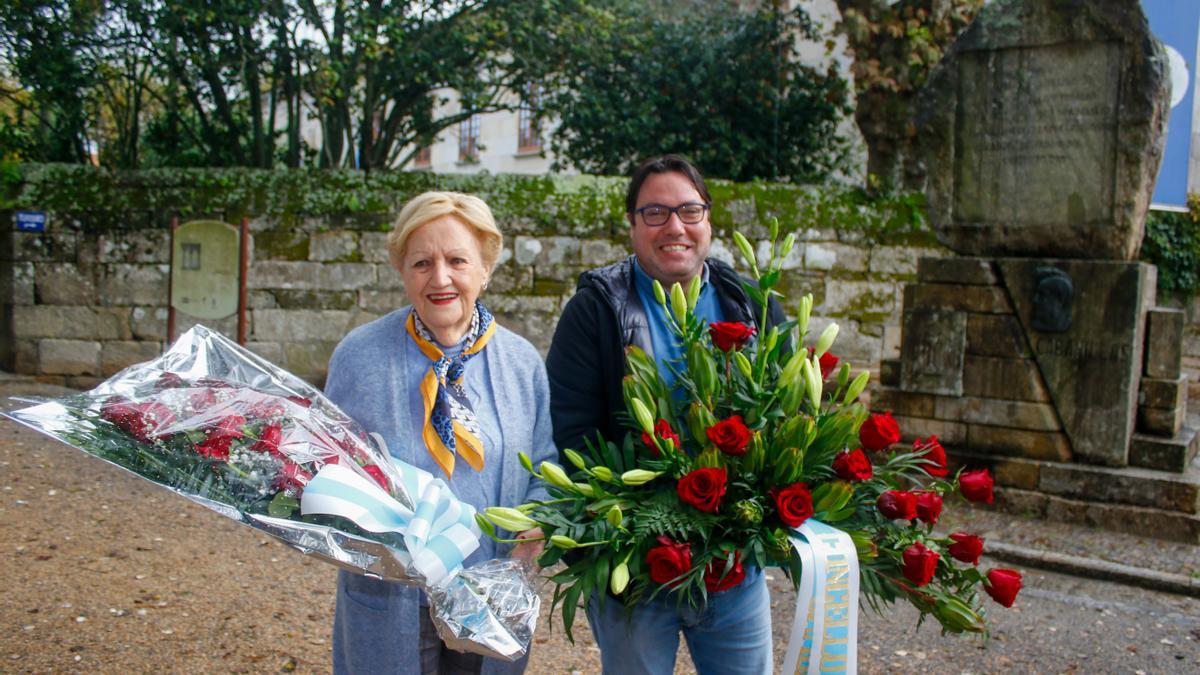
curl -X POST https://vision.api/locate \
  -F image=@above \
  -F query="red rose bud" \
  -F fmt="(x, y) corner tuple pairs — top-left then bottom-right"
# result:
(709, 321), (756, 352)
(209, 414), (247, 441)
(362, 464), (389, 491)
(859, 411), (901, 452)
(154, 372), (186, 390)
(772, 482), (814, 528)
(641, 418), (680, 456)
(948, 532), (984, 565)
(705, 415), (751, 456)
(274, 461), (313, 492)
(703, 551), (746, 593)
(647, 536), (692, 587)
(901, 542), (940, 587)
(188, 387), (220, 411)
(806, 347), (840, 379)
(677, 467), (727, 513)
(251, 423), (283, 455)
(985, 568), (1023, 607)
(913, 435), (949, 478)
(876, 490), (918, 521)
(833, 448), (873, 482)
(915, 491), (943, 525)
(959, 469), (995, 504)
(124, 402), (177, 443)
(195, 435), (233, 461)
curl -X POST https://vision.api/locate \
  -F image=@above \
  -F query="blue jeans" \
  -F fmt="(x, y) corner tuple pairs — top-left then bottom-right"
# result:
(586, 567), (772, 675)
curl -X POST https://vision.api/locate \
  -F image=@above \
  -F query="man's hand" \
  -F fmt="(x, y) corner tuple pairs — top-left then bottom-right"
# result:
(510, 527), (545, 568)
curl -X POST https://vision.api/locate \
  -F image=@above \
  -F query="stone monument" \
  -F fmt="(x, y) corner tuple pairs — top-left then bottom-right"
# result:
(875, 0), (1200, 541)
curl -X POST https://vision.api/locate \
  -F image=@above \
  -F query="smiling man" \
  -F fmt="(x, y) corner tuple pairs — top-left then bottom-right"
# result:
(545, 155), (785, 674)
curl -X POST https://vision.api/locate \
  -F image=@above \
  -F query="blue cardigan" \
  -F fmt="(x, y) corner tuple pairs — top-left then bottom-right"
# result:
(324, 307), (556, 675)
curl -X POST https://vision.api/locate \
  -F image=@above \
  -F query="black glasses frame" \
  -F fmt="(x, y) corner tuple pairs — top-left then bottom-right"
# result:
(634, 202), (711, 226)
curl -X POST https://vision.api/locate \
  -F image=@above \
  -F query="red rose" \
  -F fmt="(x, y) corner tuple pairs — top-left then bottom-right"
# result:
(832, 449), (873, 482)
(772, 482), (814, 528)
(154, 372), (186, 390)
(876, 490), (917, 521)
(209, 414), (247, 441)
(705, 415), (751, 456)
(251, 423), (283, 456)
(985, 568), (1022, 607)
(948, 532), (984, 565)
(188, 387), (220, 411)
(677, 467), (727, 513)
(274, 460), (313, 492)
(709, 321), (756, 352)
(913, 435), (949, 478)
(859, 412), (901, 452)
(959, 469), (995, 504)
(703, 551), (746, 593)
(362, 464), (389, 491)
(901, 542), (940, 587)
(806, 347), (840, 379)
(102, 398), (176, 443)
(915, 491), (943, 525)
(646, 536), (692, 587)
(196, 434), (233, 460)
(641, 418), (681, 456)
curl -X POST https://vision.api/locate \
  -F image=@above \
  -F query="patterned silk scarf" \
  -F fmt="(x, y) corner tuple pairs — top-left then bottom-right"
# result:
(406, 303), (496, 478)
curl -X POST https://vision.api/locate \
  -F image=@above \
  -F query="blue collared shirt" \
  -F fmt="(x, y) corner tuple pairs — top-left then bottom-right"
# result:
(632, 256), (726, 392)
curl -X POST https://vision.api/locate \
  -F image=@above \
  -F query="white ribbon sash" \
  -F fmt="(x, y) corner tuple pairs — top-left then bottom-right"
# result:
(782, 519), (859, 675)
(300, 461), (481, 586)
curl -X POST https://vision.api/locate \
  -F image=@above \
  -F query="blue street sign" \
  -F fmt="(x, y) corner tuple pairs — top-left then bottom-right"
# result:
(15, 211), (46, 232)
(1144, 1), (1200, 209)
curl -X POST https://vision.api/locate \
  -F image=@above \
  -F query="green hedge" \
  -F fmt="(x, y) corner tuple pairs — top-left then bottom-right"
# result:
(1, 162), (931, 244)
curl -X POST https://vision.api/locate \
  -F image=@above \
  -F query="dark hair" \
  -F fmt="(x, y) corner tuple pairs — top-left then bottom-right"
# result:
(625, 154), (711, 216)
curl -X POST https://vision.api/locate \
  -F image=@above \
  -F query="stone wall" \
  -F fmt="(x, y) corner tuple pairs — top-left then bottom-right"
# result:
(1, 167), (944, 388)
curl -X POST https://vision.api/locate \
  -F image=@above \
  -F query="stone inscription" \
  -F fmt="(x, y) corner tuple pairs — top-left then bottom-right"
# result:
(901, 308), (967, 396)
(953, 41), (1120, 227)
(1034, 337), (1133, 362)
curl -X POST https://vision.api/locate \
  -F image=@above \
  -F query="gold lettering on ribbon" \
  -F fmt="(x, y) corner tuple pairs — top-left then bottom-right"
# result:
(820, 550), (851, 673)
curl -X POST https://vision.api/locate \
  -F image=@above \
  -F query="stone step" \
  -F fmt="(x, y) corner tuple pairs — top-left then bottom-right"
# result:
(1130, 423), (1199, 473)
(949, 449), (1200, 516)
(992, 486), (1200, 544)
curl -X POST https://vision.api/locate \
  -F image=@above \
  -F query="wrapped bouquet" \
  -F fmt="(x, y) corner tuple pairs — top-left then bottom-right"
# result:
(3, 325), (538, 661)
(481, 227), (1021, 672)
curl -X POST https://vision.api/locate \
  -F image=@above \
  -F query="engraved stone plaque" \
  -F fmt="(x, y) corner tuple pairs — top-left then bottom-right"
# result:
(171, 220), (239, 320)
(917, 0), (1169, 260)
(998, 259), (1153, 466)
(900, 308), (967, 396)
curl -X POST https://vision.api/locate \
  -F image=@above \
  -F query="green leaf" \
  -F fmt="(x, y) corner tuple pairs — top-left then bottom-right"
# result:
(268, 492), (299, 518)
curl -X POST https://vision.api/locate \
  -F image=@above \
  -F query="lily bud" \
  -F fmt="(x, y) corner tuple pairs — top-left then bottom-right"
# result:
(563, 448), (587, 471)
(549, 534), (580, 549)
(843, 370), (870, 405)
(606, 505), (623, 528)
(733, 351), (753, 379)
(573, 482), (597, 497)
(652, 279), (667, 308)
(591, 466), (614, 482)
(539, 461), (574, 490)
(732, 231), (758, 275)
(687, 275), (702, 310)
(620, 469), (661, 485)
(485, 506), (538, 532)
(805, 354), (823, 410)
(814, 322), (839, 358)
(769, 216), (780, 242)
(670, 282), (688, 325)
(519, 452), (533, 474)
(763, 327), (779, 355)
(798, 293), (813, 338)
(630, 398), (655, 434)
(610, 562), (630, 594)
(780, 232), (796, 260)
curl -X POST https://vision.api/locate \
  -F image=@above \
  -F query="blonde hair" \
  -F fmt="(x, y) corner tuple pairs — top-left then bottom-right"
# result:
(387, 191), (503, 272)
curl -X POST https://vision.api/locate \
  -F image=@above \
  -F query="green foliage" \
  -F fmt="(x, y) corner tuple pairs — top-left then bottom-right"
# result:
(1143, 199), (1200, 295)
(539, 1), (853, 182)
(5, 163), (932, 244)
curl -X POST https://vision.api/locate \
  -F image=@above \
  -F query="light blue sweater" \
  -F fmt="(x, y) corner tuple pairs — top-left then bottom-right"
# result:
(324, 307), (556, 675)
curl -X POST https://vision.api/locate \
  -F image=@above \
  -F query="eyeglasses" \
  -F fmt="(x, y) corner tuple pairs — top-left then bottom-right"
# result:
(634, 202), (711, 227)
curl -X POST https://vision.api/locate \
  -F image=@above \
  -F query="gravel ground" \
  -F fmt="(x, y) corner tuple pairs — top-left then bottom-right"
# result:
(3, 393), (1198, 674)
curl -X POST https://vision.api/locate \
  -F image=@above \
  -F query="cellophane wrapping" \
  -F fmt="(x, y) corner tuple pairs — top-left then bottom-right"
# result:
(2, 325), (538, 662)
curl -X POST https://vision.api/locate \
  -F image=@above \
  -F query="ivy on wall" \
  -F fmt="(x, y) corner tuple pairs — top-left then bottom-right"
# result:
(1143, 199), (1200, 296)
(1, 163), (930, 244)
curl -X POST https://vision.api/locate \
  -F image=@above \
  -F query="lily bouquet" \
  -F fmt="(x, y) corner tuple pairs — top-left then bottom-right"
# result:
(481, 227), (1020, 648)
(3, 325), (538, 661)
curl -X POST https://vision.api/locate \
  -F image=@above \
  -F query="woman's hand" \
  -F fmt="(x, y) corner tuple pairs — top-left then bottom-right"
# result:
(510, 527), (545, 568)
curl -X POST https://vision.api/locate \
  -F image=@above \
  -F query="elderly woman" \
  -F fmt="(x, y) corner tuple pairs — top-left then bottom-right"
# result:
(324, 191), (554, 675)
